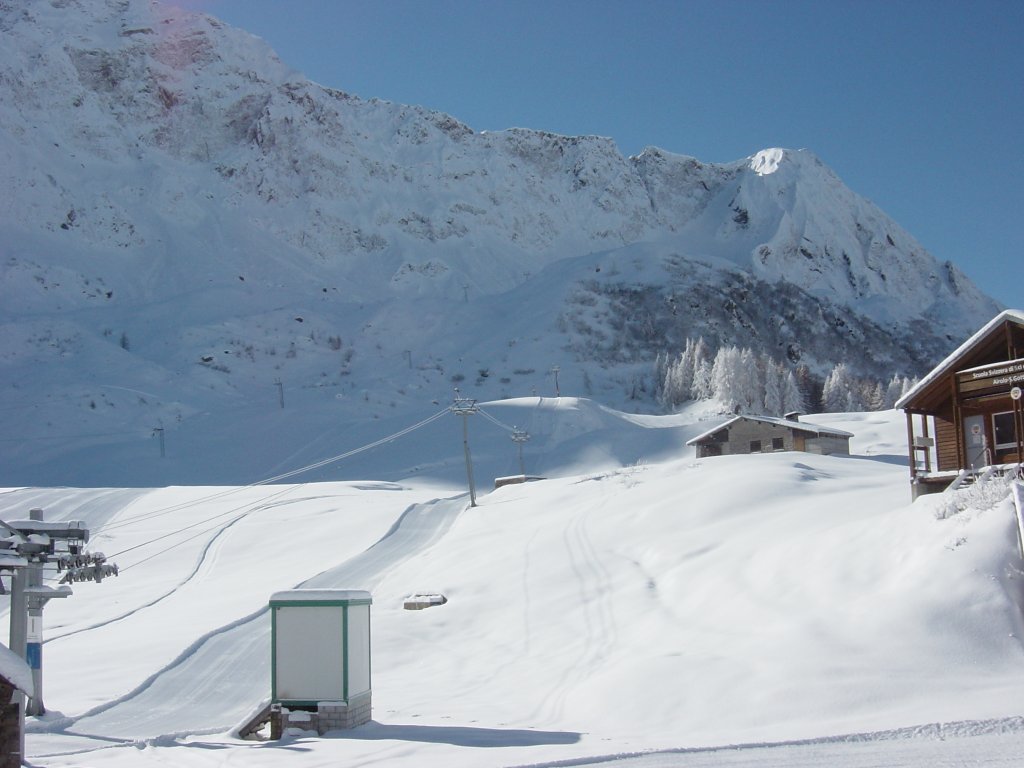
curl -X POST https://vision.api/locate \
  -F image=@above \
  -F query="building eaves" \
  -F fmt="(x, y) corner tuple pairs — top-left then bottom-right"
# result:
(895, 309), (1024, 410)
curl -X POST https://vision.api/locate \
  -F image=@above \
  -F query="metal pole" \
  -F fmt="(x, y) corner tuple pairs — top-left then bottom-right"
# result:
(1012, 387), (1021, 448)
(511, 428), (530, 476)
(452, 395), (479, 507)
(275, 379), (285, 409)
(462, 411), (477, 507)
(26, 508), (44, 716)
(9, 566), (26, 761)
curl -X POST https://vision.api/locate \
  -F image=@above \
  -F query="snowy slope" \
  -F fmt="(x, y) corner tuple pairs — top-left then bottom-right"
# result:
(3, 406), (1024, 767)
(0, 0), (1003, 487)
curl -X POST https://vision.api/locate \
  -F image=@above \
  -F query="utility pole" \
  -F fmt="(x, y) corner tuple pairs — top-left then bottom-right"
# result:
(551, 365), (561, 397)
(511, 427), (530, 476)
(275, 378), (285, 409)
(451, 392), (480, 507)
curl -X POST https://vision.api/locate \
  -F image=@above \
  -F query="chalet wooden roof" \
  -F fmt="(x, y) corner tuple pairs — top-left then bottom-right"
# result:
(686, 415), (853, 446)
(896, 309), (1024, 414)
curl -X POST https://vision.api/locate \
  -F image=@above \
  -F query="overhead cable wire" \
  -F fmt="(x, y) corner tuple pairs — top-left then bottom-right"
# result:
(96, 406), (452, 535)
(477, 407), (517, 432)
(100, 407), (453, 565)
(0, 430), (145, 443)
(106, 484), (301, 560)
(254, 406), (452, 485)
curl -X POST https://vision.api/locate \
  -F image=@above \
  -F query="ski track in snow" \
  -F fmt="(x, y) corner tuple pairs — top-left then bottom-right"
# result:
(45, 510), (250, 643)
(533, 505), (617, 725)
(0, 487), (151, 534)
(506, 716), (1024, 767)
(41, 485), (310, 642)
(27, 495), (468, 758)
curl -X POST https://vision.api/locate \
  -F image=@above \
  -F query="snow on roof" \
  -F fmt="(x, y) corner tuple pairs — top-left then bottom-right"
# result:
(269, 589), (372, 604)
(686, 414), (853, 445)
(0, 642), (33, 696)
(895, 309), (1024, 410)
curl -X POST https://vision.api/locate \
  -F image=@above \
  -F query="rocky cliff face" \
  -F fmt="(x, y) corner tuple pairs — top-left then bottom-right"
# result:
(0, 0), (1002, 484)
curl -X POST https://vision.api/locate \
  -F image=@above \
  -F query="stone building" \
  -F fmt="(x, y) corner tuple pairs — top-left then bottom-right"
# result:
(687, 413), (852, 459)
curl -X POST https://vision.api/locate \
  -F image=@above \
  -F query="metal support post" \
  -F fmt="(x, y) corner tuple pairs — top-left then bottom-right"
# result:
(452, 394), (479, 507)
(511, 428), (530, 476)
(26, 508), (44, 716)
(461, 411), (477, 507)
(153, 426), (165, 458)
(8, 567), (26, 761)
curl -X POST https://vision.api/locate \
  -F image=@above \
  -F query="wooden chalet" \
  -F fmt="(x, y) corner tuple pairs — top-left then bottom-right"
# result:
(687, 413), (852, 459)
(896, 309), (1024, 498)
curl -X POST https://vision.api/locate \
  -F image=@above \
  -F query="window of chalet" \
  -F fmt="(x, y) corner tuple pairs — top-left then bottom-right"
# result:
(772, 437), (784, 451)
(750, 440), (762, 453)
(993, 411), (1017, 450)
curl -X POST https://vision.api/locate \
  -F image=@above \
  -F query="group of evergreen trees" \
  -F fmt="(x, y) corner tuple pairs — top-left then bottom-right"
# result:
(655, 338), (917, 416)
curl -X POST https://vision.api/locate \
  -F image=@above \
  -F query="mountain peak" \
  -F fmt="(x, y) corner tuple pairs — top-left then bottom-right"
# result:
(749, 147), (787, 175)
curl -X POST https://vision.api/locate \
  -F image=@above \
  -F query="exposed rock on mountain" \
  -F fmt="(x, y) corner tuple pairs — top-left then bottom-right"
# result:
(0, 0), (1002, 484)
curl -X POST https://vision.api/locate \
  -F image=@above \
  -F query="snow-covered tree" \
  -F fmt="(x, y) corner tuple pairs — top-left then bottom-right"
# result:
(690, 359), (710, 400)
(658, 337), (913, 416)
(781, 371), (806, 415)
(866, 381), (886, 411)
(822, 363), (856, 412)
(763, 362), (785, 416)
(739, 348), (762, 412)
(884, 374), (917, 408)
(710, 346), (744, 412)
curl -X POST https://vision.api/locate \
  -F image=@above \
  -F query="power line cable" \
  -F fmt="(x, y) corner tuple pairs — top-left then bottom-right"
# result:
(0, 430), (145, 443)
(477, 407), (516, 432)
(105, 484), (302, 560)
(101, 406), (453, 565)
(94, 406), (451, 538)
(116, 509), (254, 572)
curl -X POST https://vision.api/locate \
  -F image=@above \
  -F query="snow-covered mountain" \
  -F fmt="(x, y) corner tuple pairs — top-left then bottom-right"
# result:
(0, 0), (1001, 485)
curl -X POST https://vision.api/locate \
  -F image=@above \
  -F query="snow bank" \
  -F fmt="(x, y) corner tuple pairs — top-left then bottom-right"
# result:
(5, 410), (1024, 768)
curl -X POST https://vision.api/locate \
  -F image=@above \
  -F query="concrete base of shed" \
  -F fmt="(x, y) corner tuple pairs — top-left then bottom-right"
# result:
(270, 692), (371, 738)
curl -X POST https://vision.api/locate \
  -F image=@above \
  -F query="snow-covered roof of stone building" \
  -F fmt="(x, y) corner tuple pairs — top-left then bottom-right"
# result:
(686, 415), (853, 445)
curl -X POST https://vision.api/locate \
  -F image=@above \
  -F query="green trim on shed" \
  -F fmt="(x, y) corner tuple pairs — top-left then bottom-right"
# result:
(269, 590), (372, 707)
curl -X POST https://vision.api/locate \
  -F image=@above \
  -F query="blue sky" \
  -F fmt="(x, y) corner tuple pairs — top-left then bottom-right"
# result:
(197, 0), (1022, 311)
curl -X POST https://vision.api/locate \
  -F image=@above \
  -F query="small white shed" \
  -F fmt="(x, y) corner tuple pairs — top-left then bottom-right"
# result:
(269, 589), (372, 734)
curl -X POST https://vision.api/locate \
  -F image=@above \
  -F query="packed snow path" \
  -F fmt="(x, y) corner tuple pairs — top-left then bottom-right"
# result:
(19, 492), (465, 756)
